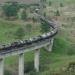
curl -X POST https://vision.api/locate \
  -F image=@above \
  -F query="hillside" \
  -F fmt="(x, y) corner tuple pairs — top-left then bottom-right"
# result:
(0, 0), (39, 4)
(0, 19), (41, 44)
(0, 0), (75, 75)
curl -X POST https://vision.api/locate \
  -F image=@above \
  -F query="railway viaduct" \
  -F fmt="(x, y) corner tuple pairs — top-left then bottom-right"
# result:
(0, 0), (58, 75)
(0, 13), (57, 75)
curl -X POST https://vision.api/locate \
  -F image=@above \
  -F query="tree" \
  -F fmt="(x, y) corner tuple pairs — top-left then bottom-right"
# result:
(14, 27), (25, 39)
(32, 17), (37, 22)
(21, 9), (27, 20)
(60, 3), (64, 7)
(43, 12), (46, 17)
(40, 21), (50, 33)
(2, 1), (19, 18)
(40, 0), (46, 8)
(49, 1), (52, 6)
(55, 10), (60, 16)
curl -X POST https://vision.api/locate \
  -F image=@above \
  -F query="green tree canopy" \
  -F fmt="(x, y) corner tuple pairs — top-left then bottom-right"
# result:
(21, 9), (27, 20)
(55, 10), (60, 16)
(40, 21), (50, 33)
(2, 2), (19, 17)
(49, 1), (52, 6)
(60, 3), (64, 7)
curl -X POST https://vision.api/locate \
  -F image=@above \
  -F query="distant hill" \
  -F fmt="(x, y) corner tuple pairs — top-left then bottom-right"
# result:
(0, 0), (39, 4)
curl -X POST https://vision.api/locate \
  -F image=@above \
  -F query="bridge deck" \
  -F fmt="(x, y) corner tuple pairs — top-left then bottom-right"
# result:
(0, 39), (50, 58)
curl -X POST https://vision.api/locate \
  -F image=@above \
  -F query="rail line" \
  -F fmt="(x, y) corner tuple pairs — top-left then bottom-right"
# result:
(0, 13), (58, 58)
(0, 12), (58, 75)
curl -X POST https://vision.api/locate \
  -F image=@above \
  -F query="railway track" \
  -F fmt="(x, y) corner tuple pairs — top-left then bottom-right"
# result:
(0, 10), (58, 75)
(0, 12), (58, 58)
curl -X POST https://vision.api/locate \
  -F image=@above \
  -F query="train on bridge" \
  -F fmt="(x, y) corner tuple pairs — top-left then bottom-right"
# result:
(0, 13), (58, 55)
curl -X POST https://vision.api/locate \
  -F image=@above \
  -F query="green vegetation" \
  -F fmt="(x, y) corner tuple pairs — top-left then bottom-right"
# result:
(2, 2), (19, 19)
(40, 21), (50, 33)
(0, 19), (41, 44)
(25, 24), (32, 34)
(43, 12), (46, 17)
(0, 0), (75, 75)
(48, 1), (52, 6)
(55, 10), (60, 16)
(60, 3), (64, 7)
(21, 9), (27, 20)
(14, 27), (25, 40)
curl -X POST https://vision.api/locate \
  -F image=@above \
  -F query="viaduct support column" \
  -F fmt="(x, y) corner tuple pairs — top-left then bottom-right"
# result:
(45, 38), (54, 52)
(48, 38), (54, 52)
(19, 53), (24, 75)
(34, 49), (40, 72)
(0, 58), (4, 75)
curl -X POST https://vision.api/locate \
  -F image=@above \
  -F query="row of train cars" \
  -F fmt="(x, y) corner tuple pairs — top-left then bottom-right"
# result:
(0, 14), (58, 53)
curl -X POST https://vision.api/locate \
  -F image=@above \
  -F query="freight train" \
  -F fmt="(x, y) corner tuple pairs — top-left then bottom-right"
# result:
(0, 13), (58, 52)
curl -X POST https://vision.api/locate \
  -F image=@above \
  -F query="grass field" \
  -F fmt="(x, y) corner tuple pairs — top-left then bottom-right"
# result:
(0, 19), (41, 44)
(47, 0), (75, 5)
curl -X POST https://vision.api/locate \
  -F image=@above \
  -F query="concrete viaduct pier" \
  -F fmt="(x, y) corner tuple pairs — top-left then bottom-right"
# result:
(0, 38), (55, 75)
(18, 49), (40, 75)
(0, 59), (4, 75)
(19, 53), (24, 75)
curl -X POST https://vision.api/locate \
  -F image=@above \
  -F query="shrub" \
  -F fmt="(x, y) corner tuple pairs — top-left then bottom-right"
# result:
(14, 27), (25, 39)
(43, 12), (46, 17)
(4, 69), (12, 75)
(21, 9), (27, 20)
(49, 1), (52, 6)
(32, 17), (37, 22)
(55, 10), (60, 16)
(60, 3), (64, 7)
(24, 61), (34, 73)
(67, 62), (75, 72)
(2, 1), (19, 18)
(53, 37), (69, 54)
(40, 21), (50, 33)
(67, 44), (75, 55)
